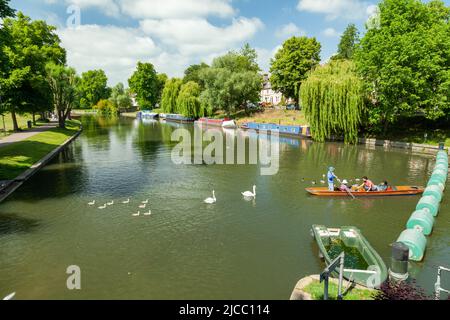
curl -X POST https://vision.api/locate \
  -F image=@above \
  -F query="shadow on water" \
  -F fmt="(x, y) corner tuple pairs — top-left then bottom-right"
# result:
(0, 213), (40, 237)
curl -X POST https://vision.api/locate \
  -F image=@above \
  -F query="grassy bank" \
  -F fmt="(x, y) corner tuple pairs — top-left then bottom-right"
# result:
(365, 128), (450, 147)
(0, 113), (45, 137)
(213, 109), (308, 126)
(0, 120), (81, 180)
(303, 280), (375, 300)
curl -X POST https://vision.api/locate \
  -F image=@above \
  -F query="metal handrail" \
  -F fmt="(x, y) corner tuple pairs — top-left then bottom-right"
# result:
(435, 266), (450, 300)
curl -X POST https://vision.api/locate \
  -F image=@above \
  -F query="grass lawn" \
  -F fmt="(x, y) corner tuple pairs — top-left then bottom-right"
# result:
(0, 113), (49, 139)
(365, 128), (450, 147)
(213, 108), (308, 126)
(303, 280), (375, 300)
(0, 120), (81, 180)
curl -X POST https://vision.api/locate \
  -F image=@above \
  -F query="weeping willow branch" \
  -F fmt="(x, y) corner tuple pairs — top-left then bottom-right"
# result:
(300, 60), (365, 144)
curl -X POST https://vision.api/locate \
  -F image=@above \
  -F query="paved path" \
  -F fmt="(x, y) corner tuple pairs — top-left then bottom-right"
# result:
(0, 124), (58, 148)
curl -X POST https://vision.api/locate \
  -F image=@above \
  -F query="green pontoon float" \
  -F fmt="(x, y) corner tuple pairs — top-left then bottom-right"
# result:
(311, 225), (388, 288)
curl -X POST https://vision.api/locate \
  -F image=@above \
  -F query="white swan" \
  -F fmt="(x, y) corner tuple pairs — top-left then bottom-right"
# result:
(88, 200), (95, 206)
(204, 191), (216, 204)
(132, 211), (140, 217)
(98, 204), (107, 209)
(122, 198), (130, 204)
(242, 185), (256, 198)
(139, 204), (147, 209)
(142, 199), (149, 204)
(107, 201), (114, 206)
(144, 210), (152, 216)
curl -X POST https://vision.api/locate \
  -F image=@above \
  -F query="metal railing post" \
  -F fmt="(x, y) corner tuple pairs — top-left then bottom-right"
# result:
(338, 253), (345, 300)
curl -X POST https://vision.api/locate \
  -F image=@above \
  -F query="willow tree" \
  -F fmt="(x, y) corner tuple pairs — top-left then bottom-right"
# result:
(301, 60), (364, 144)
(161, 78), (182, 113)
(176, 81), (206, 118)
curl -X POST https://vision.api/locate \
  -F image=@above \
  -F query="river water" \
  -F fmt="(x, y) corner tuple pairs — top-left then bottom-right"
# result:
(0, 116), (448, 299)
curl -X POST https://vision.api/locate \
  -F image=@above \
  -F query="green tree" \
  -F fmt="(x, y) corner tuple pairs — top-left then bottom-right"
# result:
(270, 36), (321, 101)
(0, 0), (14, 19)
(0, 12), (66, 131)
(335, 24), (359, 60)
(93, 99), (117, 115)
(156, 73), (168, 105)
(200, 45), (262, 116)
(176, 81), (206, 118)
(183, 63), (209, 88)
(46, 63), (79, 129)
(78, 69), (110, 109)
(128, 62), (159, 110)
(161, 78), (183, 113)
(301, 60), (365, 144)
(355, 0), (450, 133)
(109, 83), (132, 112)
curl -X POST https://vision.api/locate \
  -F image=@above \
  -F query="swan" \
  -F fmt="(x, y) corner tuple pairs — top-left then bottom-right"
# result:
(98, 204), (107, 209)
(107, 201), (114, 206)
(242, 185), (256, 198)
(204, 190), (216, 204)
(139, 204), (147, 209)
(132, 211), (140, 217)
(320, 180), (326, 184)
(312, 181), (317, 185)
(122, 198), (130, 204)
(142, 199), (149, 204)
(88, 200), (95, 206)
(144, 210), (152, 216)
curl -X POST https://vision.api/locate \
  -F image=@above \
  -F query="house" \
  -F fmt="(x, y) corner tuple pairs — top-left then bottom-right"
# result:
(260, 74), (287, 106)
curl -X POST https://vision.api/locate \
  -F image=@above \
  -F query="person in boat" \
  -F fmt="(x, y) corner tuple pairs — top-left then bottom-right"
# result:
(357, 176), (378, 192)
(377, 181), (389, 191)
(339, 179), (351, 192)
(327, 167), (339, 191)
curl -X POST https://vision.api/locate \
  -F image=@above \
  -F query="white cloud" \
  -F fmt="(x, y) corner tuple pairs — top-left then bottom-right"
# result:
(67, 0), (120, 17)
(256, 45), (282, 73)
(323, 27), (339, 37)
(275, 23), (305, 38)
(297, 0), (371, 20)
(139, 17), (263, 55)
(120, 0), (235, 19)
(58, 25), (159, 85)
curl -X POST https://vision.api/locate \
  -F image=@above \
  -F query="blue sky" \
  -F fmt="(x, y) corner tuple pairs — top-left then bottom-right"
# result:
(9, 0), (449, 86)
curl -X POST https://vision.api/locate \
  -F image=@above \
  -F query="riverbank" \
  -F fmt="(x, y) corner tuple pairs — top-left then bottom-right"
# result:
(0, 113), (49, 138)
(0, 120), (82, 202)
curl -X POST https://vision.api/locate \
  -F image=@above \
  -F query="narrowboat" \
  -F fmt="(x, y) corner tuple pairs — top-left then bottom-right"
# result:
(241, 122), (311, 138)
(137, 111), (159, 119)
(306, 186), (424, 197)
(195, 118), (237, 128)
(163, 114), (195, 123)
(311, 225), (388, 288)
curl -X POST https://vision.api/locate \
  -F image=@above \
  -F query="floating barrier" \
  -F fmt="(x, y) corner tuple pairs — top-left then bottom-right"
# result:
(416, 195), (440, 217)
(423, 185), (443, 202)
(397, 229), (427, 262)
(406, 209), (435, 236)
(396, 146), (448, 264)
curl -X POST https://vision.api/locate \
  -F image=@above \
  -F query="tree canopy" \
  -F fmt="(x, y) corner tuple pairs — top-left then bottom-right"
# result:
(128, 62), (159, 110)
(335, 24), (359, 60)
(0, 12), (66, 130)
(77, 69), (110, 109)
(0, 0), (14, 19)
(355, 0), (450, 133)
(161, 78), (183, 114)
(176, 81), (206, 118)
(200, 46), (262, 115)
(183, 63), (209, 88)
(109, 83), (131, 112)
(269, 36), (321, 101)
(46, 63), (79, 128)
(301, 60), (364, 144)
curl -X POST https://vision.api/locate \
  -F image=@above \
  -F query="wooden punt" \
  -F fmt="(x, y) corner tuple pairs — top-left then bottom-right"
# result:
(306, 186), (424, 197)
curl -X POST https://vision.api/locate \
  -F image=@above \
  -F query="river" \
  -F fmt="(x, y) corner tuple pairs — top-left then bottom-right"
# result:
(0, 115), (448, 299)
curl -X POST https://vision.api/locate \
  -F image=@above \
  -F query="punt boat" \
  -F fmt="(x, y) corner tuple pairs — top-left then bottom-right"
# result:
(306, 186), (424, 197)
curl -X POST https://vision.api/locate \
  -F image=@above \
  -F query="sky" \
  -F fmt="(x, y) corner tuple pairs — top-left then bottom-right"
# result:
(8, 0), (444, 86)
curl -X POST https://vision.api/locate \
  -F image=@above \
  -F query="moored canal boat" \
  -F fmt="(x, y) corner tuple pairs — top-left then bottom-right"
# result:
(306, 186), (424, 197)
(137, 111), (159, 119)
(163, 114), (195, 123)
(195, 118), (238, 128)
(311, 225), (388, 287)
(241, 122), (311, 138)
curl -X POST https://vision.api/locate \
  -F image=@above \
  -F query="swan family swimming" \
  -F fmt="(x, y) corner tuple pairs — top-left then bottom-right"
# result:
(88, 197), (153, 217)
